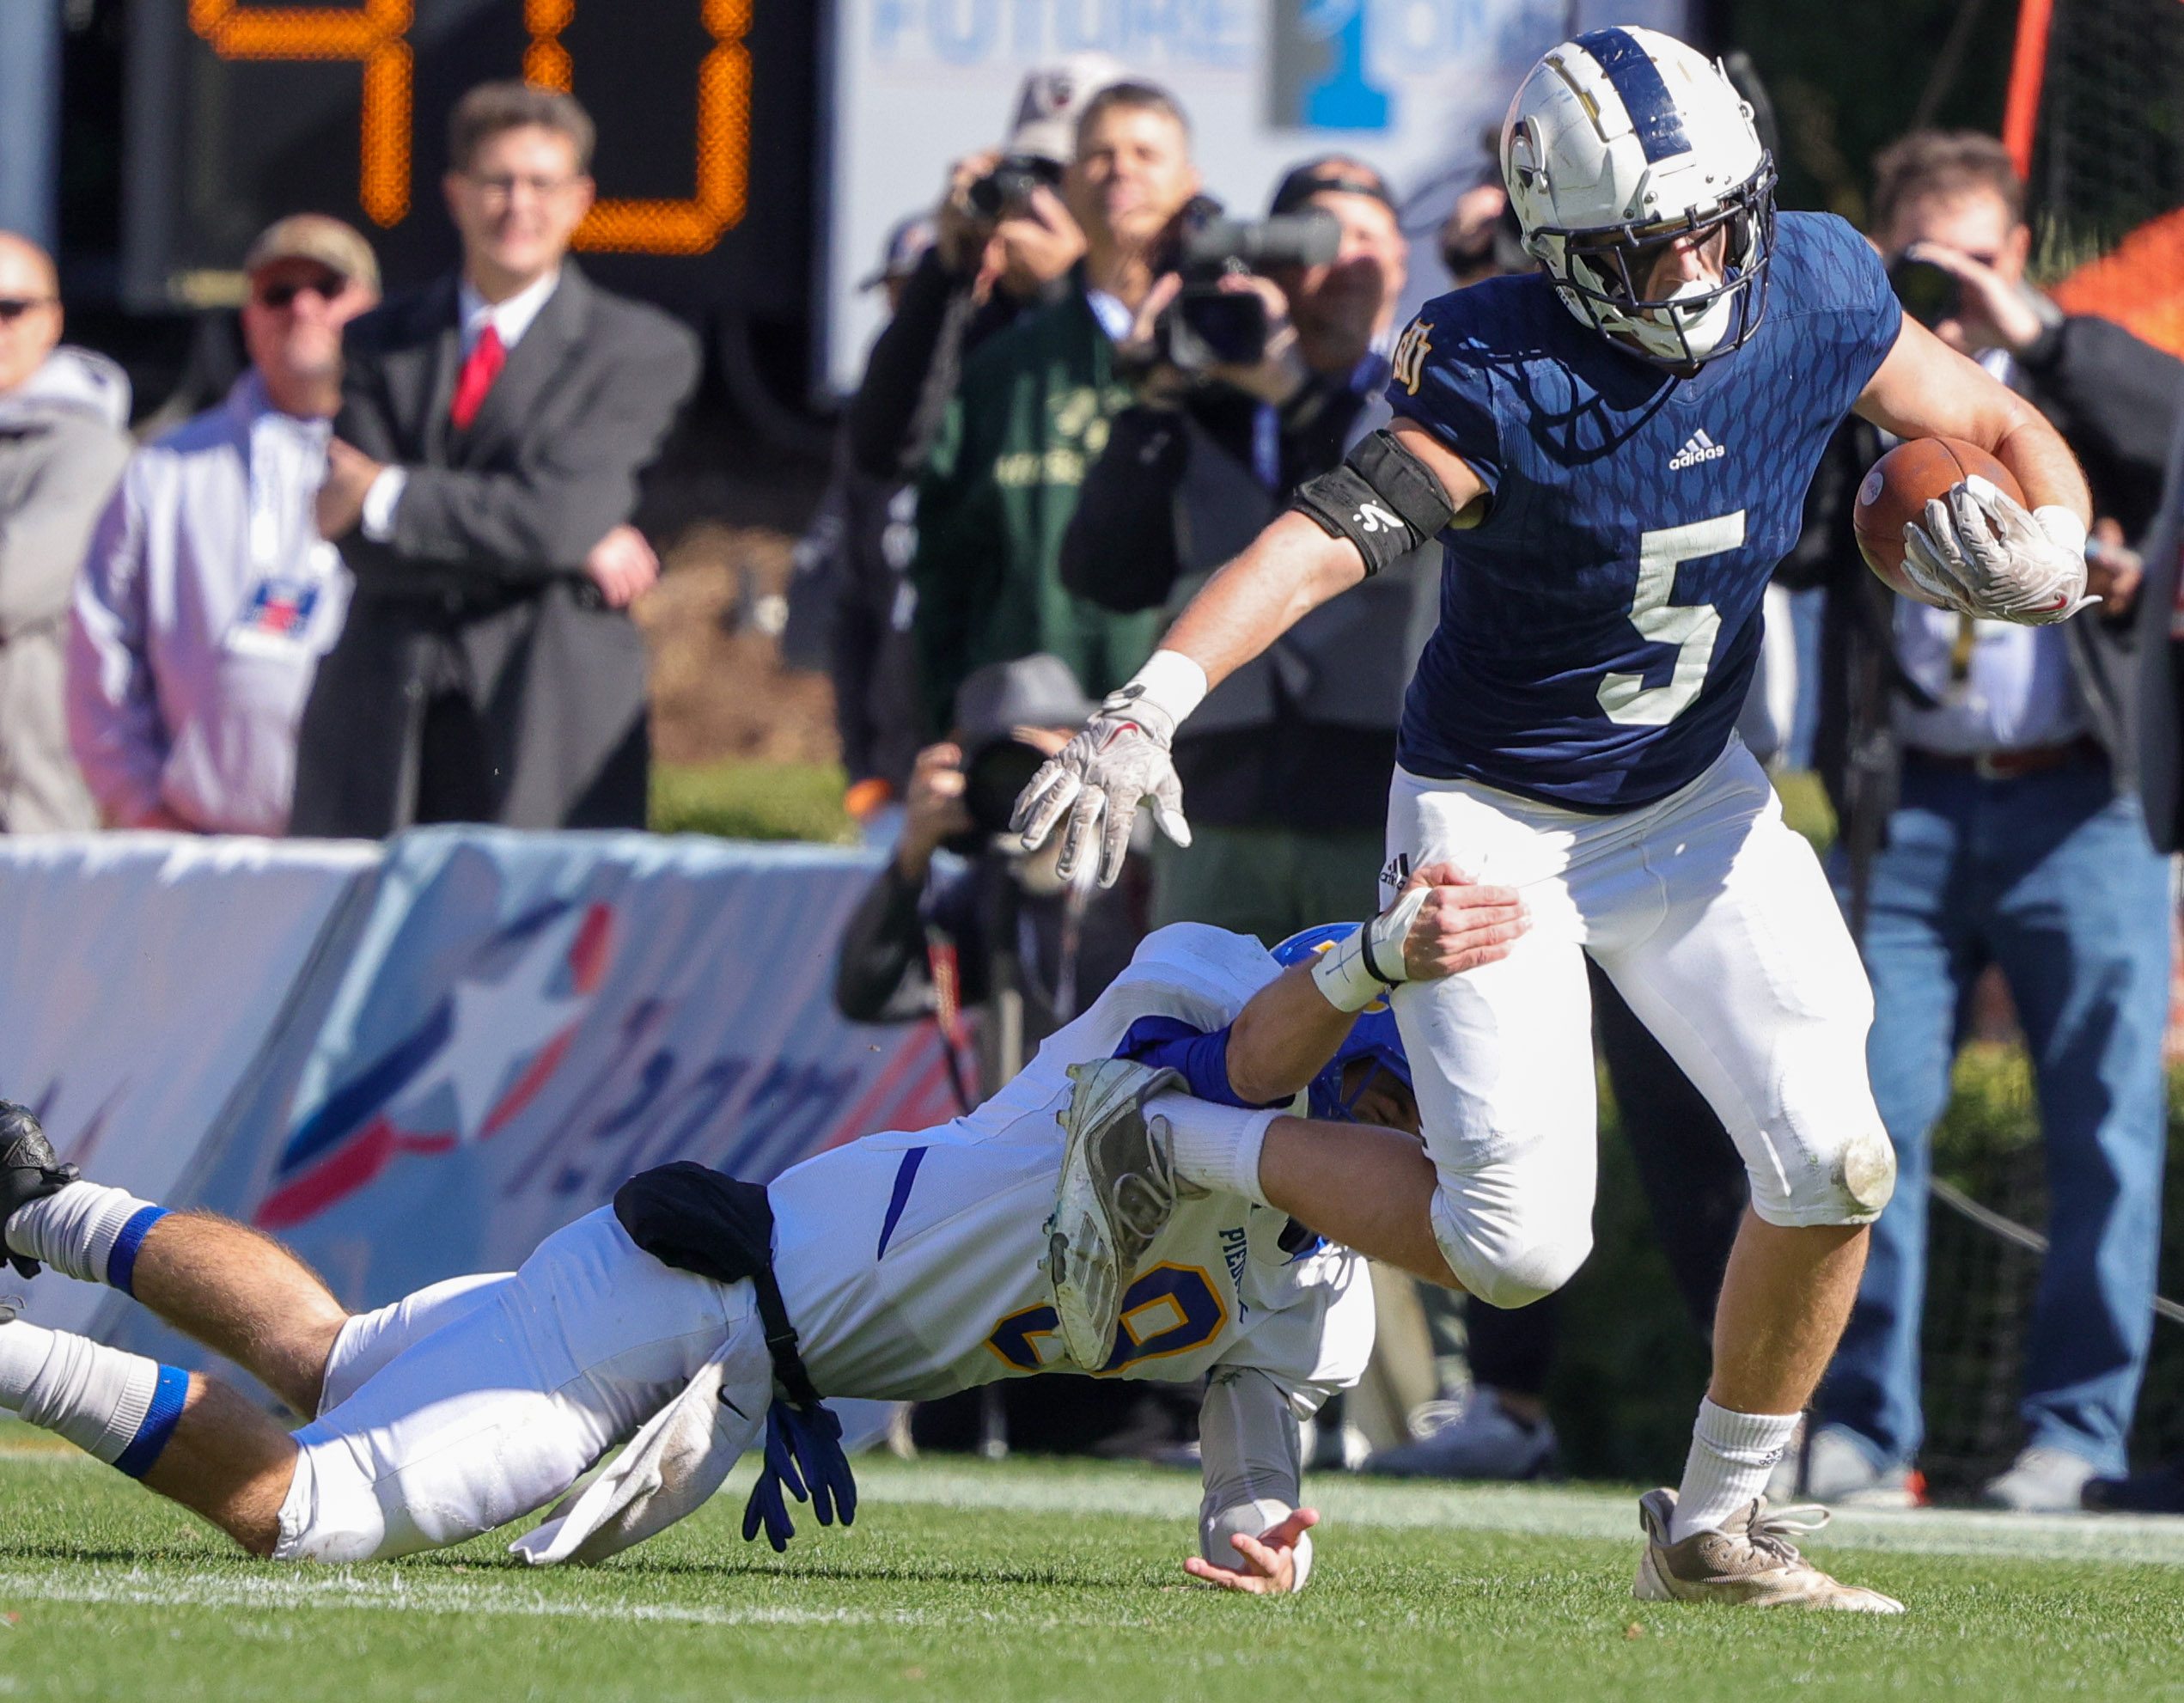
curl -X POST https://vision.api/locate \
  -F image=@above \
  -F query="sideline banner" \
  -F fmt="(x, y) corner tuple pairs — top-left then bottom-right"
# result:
(0, 834), (381, 1334)
(156, 828), (958, 1317)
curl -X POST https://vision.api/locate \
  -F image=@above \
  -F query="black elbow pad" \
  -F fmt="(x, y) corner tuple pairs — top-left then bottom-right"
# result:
(1288, 428), (1461, 576)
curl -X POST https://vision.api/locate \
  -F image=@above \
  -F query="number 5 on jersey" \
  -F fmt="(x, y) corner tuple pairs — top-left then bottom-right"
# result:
(1597, 511), (1747, 727)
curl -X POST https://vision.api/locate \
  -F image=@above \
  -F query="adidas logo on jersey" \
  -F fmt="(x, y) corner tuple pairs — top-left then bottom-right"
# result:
(1669, 429), (1726, 470)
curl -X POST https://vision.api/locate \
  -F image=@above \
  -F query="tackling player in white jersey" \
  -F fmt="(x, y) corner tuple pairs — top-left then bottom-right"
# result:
(0, 879), (1521, 1593)
(1020, 28), (2095, 1611)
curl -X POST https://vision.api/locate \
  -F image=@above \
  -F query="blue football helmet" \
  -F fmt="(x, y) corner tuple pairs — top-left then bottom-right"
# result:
(1271, 924), (1414, 1121)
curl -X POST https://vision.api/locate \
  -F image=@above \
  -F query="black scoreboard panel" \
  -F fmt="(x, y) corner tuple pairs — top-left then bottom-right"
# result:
(121, 0), (816, 333)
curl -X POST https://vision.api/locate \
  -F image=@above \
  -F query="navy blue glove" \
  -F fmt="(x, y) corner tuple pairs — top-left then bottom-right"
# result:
(741, 1398), (858, 1553)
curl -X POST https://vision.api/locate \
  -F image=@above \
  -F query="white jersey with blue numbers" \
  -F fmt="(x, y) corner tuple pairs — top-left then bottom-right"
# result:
(766, 924), (1372, 1413)
(1389, 211), (1901, 810)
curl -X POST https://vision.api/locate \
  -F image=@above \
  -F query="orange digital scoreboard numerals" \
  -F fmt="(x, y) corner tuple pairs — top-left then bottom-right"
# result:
(523, 0), (751, 254)
(188, 0), (416, 227)
(188, 1), (749, 257)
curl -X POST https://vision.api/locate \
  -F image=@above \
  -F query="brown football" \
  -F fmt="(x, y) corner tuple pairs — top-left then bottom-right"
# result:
(1852, 436), (2026, 600)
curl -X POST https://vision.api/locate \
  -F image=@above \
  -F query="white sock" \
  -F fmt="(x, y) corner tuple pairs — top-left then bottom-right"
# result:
(0, 1321), (187, 1474)
(1145, 1095), (1278, 1207)
(6, 1182), (168, 1292)
(1670, 1399), (1801, 1541)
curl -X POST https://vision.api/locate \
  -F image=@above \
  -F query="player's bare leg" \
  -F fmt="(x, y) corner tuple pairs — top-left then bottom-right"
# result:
(1708, 1212), (1867, 1416)
(0, 1103), (350, 1419)
(0, 1102), (314, 1551)
(124, 1213), (350, 1418)
(135, 1373), (300, 1555)
(1254, 1118), (1459, 1289)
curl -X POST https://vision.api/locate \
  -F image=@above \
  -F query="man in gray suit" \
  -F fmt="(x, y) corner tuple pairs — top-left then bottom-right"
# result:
(294, 82), (699, 834)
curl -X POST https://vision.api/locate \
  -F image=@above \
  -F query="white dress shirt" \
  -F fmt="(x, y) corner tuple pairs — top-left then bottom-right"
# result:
(358, 269), (564, 542)
(69, 371), (353, 833)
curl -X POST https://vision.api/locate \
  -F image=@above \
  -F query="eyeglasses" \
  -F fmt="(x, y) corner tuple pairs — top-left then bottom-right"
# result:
(465, 173), (582, 201)
(0, 297), (58, 323)
(255, 276), (347, 308)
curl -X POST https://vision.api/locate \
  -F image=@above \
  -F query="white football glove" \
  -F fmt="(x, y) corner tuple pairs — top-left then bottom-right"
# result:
(1015, 653), (1208, 887)
(1900, 477), (2095, 626)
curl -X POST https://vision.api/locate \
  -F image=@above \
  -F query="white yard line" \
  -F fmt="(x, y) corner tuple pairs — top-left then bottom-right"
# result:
(0, 1567), (889, 1628)
(851, 1462), (2184, 1567)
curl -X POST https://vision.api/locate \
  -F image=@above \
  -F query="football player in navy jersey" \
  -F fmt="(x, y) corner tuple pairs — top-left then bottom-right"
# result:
(1020, 27), (2095, 1610)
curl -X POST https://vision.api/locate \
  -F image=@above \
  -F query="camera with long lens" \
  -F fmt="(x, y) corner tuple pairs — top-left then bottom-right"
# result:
(1888, 255), (1961, 328)
(1152, 197), (1341, 371)
(967, 154), (1066, 219)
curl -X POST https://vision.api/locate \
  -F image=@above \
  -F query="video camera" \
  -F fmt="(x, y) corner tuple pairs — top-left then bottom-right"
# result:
(967, 154), (1065, 219)
(1153, 197), (1341, 371)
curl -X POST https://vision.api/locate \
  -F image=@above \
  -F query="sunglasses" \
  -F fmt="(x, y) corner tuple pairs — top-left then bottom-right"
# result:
(0, 297), (57, 322)
(255, 276), (346, 309)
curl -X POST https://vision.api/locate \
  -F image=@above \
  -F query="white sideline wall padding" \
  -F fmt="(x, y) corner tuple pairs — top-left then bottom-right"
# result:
(0, 833), (381, 1332)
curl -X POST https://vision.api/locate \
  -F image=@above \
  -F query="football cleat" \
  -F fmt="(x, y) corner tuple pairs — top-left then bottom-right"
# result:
(1634, 1487), (1905, 1612)
(0, 1102), (76, 1280)
(1045, 1059), (1194, 1370)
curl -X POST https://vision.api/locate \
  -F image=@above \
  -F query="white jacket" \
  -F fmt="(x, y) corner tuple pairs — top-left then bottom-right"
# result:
(69, 372), (351, 835)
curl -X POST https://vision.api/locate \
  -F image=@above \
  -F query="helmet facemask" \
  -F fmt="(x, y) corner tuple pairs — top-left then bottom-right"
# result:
(1533, 159), (1777, 369)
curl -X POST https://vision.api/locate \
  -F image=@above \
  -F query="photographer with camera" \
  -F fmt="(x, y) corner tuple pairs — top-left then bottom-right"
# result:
(1058, 157), (1427, 943)
(833, 652), (1145, 1098)
(910, 79), (1204, 734)
(845, 56), (1113, 486)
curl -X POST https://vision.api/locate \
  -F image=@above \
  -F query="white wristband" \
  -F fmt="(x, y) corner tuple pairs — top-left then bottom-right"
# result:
(1309, 887), (1426, 1013)
(1115, 649), (1209, 727)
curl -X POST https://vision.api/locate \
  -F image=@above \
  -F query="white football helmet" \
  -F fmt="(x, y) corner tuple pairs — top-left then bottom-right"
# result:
(1501, 27), (1775, 367)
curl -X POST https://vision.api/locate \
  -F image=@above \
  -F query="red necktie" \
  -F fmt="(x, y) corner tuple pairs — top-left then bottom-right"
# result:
(449, 324), (505, 430)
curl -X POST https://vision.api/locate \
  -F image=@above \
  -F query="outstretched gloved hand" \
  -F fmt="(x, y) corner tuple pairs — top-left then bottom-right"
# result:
(1900, 479), (2094, 626)
(741, 1398), (858, 1553)
(1014, 689), (1192, 888)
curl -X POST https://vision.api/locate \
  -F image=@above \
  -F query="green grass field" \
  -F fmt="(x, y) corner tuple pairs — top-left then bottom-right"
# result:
(3, 1437), (2184, 1702)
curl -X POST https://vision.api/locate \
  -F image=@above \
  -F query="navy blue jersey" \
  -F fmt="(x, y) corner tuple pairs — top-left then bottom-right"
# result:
(1389, 211), (1900, 810)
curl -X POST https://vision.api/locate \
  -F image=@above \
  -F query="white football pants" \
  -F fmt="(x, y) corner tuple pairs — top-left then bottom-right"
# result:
(1385, 740), (1895, 1309)
(276, 1209), (751, 1563)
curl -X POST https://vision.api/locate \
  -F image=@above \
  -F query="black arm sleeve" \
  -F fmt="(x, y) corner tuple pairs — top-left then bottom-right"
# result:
(2019, 314), (2184, 540)
(1059, 406), (1192, 611)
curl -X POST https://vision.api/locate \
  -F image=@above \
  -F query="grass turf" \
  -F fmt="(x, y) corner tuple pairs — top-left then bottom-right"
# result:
(0, 1444), (2181, 1700)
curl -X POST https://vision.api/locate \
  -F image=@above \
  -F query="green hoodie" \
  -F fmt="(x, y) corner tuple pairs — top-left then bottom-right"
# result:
(910, 287), (1166, 732)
